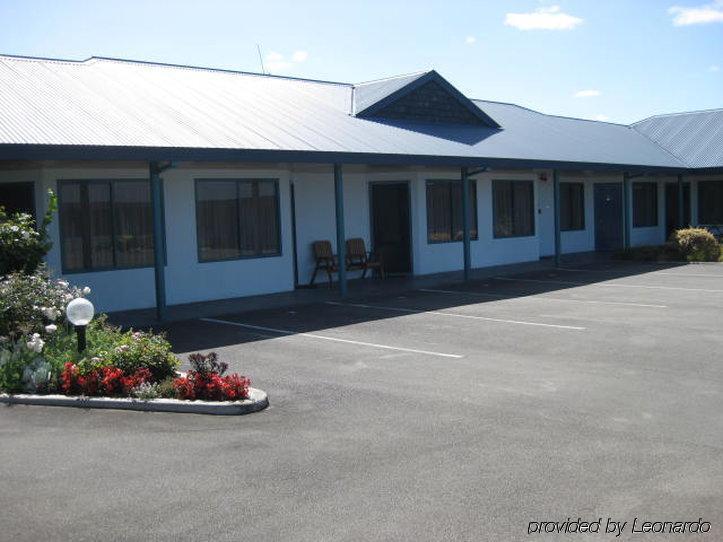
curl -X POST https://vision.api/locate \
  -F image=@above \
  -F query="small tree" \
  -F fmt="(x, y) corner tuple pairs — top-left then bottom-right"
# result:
(671, 227), (721, 262)
(0, 190), (57, 276)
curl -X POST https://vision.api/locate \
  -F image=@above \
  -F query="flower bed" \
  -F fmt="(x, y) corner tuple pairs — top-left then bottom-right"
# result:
(1, 193), (263, 414)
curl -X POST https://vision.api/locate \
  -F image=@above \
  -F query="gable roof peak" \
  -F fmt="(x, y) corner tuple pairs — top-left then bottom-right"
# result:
(353, 70), (499, 128)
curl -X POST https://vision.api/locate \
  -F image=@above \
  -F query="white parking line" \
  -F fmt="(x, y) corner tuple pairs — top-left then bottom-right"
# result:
(494, 276), (723, 293)
(558, 267), (723, 279)
(325, 301), (585, 331)
(419, 288), (666, 309)
(199, 317), (463, 359)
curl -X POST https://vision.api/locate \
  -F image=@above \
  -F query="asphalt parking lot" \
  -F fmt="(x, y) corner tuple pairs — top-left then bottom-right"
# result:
(2, 261), (722, 541)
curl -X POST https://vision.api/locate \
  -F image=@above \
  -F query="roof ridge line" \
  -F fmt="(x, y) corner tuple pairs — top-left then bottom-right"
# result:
(0, 52), (353, 87)
(471, 98), (630, 127)
(632, 106), (723, 125)
(353, 70), (429, 87)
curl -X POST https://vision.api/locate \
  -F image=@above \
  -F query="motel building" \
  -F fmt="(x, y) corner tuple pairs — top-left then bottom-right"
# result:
(0, 54), (722, 318)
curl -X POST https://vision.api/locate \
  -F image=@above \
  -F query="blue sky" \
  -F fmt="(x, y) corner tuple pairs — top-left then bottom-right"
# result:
(0, 0), (721, 124)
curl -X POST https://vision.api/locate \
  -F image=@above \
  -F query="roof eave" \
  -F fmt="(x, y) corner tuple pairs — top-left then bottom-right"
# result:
(0, 144), (686, 173)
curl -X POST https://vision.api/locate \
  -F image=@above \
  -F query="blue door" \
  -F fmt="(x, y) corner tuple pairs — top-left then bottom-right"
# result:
(594, 183), (623, 251)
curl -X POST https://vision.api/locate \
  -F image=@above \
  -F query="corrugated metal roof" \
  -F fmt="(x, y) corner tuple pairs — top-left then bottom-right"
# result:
(632, 109), (723, 169)
(352, 71), (426, 115)
(0, 54), (686, 170)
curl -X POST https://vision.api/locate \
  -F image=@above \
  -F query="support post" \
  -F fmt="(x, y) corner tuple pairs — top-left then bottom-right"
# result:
(622, 172), (631, 249)
(333, 164), (347, 297)
(149, 162), (167, 321)
(677, 173), (685, 229)
(553, 169), (561, 267)
(461, 167), (471, 280)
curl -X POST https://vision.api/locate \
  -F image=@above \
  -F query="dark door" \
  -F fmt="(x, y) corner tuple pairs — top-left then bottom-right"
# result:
(594, 183), (623, 251)
(665, 182), (691, 238)
(0, 182), (35, 218)
(371, 182), (411, 274)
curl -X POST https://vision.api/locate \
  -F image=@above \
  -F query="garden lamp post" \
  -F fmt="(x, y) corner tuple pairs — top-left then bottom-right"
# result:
(66, 298), (95, 353)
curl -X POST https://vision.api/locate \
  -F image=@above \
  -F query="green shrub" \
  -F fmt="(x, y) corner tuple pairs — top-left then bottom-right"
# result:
(107, 329), (179, 381)
(671, 227), (721, 262)
(0, 190), (57, 275)
(0, 339), (48, 393)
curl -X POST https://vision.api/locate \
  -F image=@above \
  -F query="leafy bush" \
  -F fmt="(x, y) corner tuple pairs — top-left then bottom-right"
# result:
(173, 352), (250, 401)
(0, 267), (85, 341)
(107, 330), (179, 381)
(671, 227), (721, 262)
(0, 339), (48, 393)
(0, 190), (57, 275)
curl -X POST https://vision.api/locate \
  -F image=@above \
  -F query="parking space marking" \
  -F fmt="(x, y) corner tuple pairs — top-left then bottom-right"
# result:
(325, 301), (586, 331)
(494, 276), (723, 293)
(199, 317), (464, 359)
(419, 288), (666, 308)
(558, 267), (723, 279)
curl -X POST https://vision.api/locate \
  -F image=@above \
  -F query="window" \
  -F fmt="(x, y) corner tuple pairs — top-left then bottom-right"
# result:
(493, 180), (535, 238)
(195, 179), (280, 262)
(58, 180), (154, 272)
(633, 182), (658, 227)
(560, 182), (585, 231)
(426, 180), (478, 243)
(698, 180), (723, 224)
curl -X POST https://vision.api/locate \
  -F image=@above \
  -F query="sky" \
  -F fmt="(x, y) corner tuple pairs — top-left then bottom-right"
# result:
(0, 0), (721, 124)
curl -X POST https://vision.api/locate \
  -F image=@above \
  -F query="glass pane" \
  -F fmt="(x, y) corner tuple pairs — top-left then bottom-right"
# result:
(633, 183), (657, 227)
(196, 181), (240, 261)
(512, 181), (534, 236)
(561, 183), (584, 231)
(493, 180), (513, 237)
(114, 181), (153, 267)
(256, 181), (279, 255)
(238, 181), (258, 256)
(88, 183), (113, 268)
(59, 183), (84, 271)
(698, 181), (723, 224)
(426, 181), (452, 242)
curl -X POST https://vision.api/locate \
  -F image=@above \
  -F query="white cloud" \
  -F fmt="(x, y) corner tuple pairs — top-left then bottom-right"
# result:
(291, 50), (309, 62)
(505, 5), (583, 30)
(264, 51), (290, 72)
(709, 64), (720, 71)
(264, 50), (310, 73)
(593, 114), (610, 122)
(668, 1), (723, 25)
(465, 35), (477, 44)
(574, 89), (601, 98)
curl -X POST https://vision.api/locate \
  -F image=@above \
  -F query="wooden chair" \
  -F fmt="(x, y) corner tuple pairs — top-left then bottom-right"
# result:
(346, 238), (385, 279)
(310, 240), (339, 287)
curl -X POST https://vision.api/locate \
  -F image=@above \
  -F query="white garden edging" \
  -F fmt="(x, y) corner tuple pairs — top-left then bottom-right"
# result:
(0, 387), (268, 415)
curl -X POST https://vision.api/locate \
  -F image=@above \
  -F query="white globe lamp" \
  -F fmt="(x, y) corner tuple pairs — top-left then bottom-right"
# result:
(66, 297), (95, 352)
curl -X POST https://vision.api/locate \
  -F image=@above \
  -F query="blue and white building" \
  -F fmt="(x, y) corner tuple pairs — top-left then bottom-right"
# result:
(0, 55), (721, 315)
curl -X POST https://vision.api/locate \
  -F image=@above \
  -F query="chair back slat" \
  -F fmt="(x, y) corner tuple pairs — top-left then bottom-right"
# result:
(313, 240), (333, 259)
(346, 238), (366, 259)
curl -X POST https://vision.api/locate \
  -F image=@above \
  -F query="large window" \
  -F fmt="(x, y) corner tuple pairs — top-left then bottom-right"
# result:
(426, 179), (478, 243)
(560, 182), (585, 231)
(633, 182), (658, 227)
(698, 180), (723, 224)
(493, 180), (535, 238)
(195, 179), (280, 262)
(58, 180), (154, 272)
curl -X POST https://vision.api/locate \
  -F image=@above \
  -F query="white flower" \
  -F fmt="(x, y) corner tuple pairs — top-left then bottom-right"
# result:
(45, 324), (57, 334)
(42, 307), (60, 321)
(82, 286), (91, 295)
(58, 280), (69, 288)
(26, 333), (44, 353)
(10, 225), (19, 232)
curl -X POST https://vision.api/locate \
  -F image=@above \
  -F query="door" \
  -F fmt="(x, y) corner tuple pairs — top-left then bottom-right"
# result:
(594, 183), (623, 251)
(0, 182), (35, 218)
(665, 182), (691, 238)
(371, 182), (411, 275)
